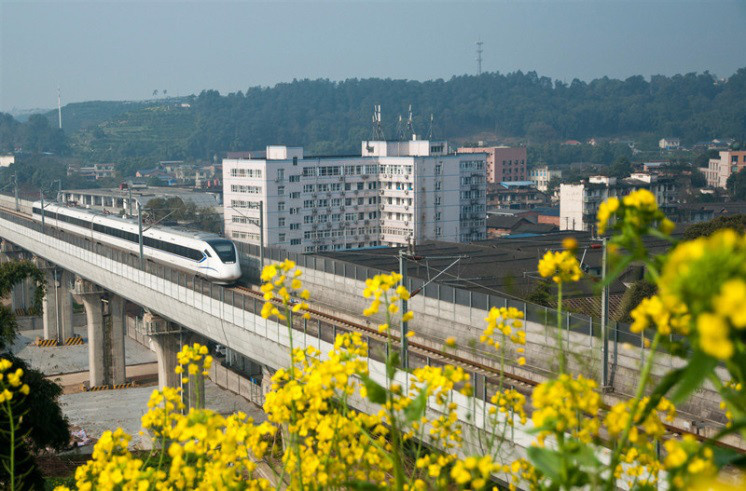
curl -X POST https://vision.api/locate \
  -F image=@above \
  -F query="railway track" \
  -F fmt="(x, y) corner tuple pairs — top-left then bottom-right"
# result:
(234, 280), (746, 452)
(1, 203), (741, 451)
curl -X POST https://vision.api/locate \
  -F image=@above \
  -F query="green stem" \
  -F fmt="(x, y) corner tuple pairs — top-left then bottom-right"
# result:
(557, 282), (566, 374)
(605, 331), (661, 490)
(284, 303), (305, 491)
(5, 400), (15, 491)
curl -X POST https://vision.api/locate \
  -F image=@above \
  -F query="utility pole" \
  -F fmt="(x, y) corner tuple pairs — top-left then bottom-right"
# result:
(601, 237), (610, 389)
(399, 248), (409, 370)
(476, 39), (484, 76)
(57, 87), (63, 129)
(13, 173), (19, 211)
(137, 200), (144, 269)
(40, 191), (45, 232)
(128, 186), (133, 217)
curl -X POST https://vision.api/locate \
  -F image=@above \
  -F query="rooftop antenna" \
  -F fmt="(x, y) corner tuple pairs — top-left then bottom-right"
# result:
(427, 113), (435, 139)
(371, 104), (385, 140)
(57, 87), (62, 129)
(476, 39), (484, 76)
(396, 114), (405, 141)
(406, 104), (415, 140)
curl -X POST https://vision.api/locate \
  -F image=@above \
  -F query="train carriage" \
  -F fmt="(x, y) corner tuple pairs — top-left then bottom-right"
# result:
(31, 202), (241, 284)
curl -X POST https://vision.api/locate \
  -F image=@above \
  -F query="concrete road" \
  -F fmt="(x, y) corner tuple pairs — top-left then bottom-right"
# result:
(59, 381), (268, 450)
(48, 362), (159, 394)
(10, 329), (157, 375)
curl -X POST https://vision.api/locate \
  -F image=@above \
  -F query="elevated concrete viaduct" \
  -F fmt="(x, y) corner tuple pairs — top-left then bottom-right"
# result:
(0, 200), (741, 462)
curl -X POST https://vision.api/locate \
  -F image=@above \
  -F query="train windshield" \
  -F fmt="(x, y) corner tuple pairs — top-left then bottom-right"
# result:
(206, 240), (237, 264)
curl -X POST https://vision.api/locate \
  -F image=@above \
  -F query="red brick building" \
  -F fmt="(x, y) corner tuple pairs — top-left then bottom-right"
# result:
(458, 146), (527, 183)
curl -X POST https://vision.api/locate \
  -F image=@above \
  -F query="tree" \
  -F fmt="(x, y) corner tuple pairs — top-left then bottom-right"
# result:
(0, 261), (45, 349)
(608, 157), (633, 178)
(690, 167), (707, 188)
(0, 261), (70, 489)
(726, 168), (746, 200)
(684, 214), (746, 240)
(526, 280), (552, 307)
(616, 280), (657, 322)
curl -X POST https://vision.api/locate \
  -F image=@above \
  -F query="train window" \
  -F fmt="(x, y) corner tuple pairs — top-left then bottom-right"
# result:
(206, 240), (236, 263)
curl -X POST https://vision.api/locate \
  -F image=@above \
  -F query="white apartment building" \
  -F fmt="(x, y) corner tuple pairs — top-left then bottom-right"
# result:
(527, 165), (562, 192)
(705, 150), (746, 189)
(559, 174), (676, 232)
(223, 140), (486, 253)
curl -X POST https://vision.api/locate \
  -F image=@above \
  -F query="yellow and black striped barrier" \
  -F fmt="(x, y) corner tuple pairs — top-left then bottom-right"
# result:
(113, 382), (137, 390)
(65, 336), (85, 346)
(35, 338), (59, 347)
(86, 382), (137, 392)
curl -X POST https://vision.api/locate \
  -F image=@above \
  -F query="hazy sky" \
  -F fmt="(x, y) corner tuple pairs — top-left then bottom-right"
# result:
(2, 0), (745, 112)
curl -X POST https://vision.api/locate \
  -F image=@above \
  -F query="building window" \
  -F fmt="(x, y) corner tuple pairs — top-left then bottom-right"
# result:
(276, 169), (284, 180)
(435, 212), (441, 221)
(436, 227), (442, 236)
(277, 186), (285, 196)
(290, 223), (299, 230)
(290, 239), (301, 245)
(278, 201), (285, 211)
(278, 217), (285, 227)
(435, 164), (442, 175)
(279, 233), (286, 242)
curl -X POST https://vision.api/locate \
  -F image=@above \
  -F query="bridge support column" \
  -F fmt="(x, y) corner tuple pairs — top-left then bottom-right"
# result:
(72, 278), (107, 387)
(183, 332), (205, 410)
(1, 241), (35, 313)
(35, 260), (74, 341)
(143, 314), (181, 389)
(59, 271), (75, 339)
(108, 295), (127, 385)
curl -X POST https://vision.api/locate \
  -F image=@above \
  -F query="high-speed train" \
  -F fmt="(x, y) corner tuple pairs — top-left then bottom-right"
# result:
(31, 202), (242, 284)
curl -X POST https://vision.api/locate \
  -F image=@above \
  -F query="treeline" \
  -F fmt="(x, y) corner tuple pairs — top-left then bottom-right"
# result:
(0, 113), (68, 155)
(6, 68), (746, 169)
(182, 69), (746, 158)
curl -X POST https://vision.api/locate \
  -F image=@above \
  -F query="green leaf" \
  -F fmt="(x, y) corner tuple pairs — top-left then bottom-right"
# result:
(361, 375), (387, 404)
(671, 352), (717, 404)
(527, 446), (562, 482)
(386, 352), (400, 380)
(404, 385), (428, 423)
(711, 444), (746, 469)
(568, 442), (601, 468)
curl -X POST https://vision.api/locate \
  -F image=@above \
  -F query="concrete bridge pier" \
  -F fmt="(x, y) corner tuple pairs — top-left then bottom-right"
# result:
(183, 332), (206, 410)
(107, 294), (127, 385)
(34, 259), (75, 341)
(143, 313), (182, 390)
(72, 277), (107, 387)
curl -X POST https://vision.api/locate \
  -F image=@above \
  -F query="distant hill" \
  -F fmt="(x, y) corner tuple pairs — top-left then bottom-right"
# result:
(20, 68), (746, 167)
(43, 98), (190, 134)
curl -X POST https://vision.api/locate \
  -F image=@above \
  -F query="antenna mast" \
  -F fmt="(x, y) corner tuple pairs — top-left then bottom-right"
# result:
(371, 105), (385, 140)
(476, 39), (484, 76)
(406, 104), (415, 139)
(57, 87), (62, 129)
